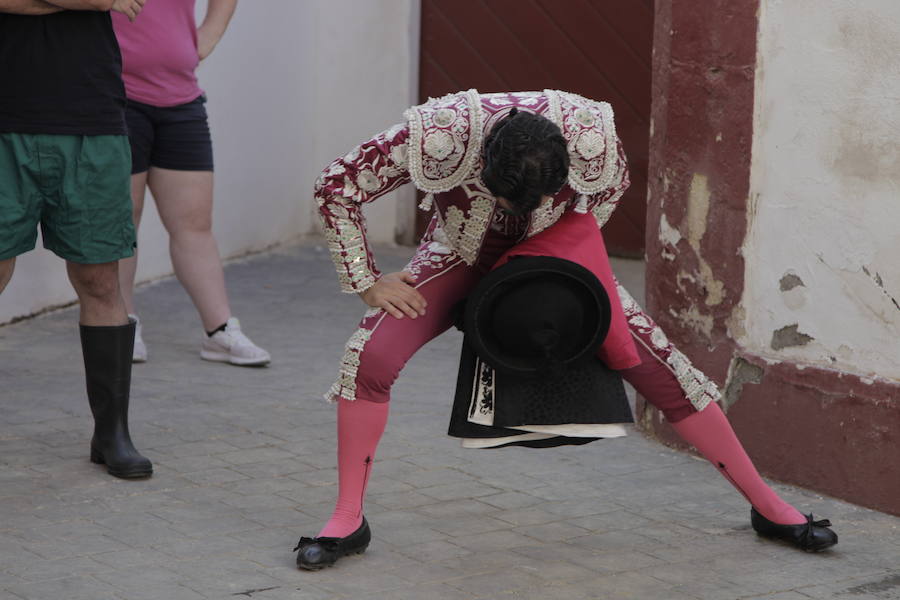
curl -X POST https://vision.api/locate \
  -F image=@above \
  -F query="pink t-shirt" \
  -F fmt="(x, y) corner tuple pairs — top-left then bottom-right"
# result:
(112, 0), (203, 107)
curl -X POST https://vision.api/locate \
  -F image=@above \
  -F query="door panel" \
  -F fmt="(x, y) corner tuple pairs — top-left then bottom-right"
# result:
(418, 0), (653, 257)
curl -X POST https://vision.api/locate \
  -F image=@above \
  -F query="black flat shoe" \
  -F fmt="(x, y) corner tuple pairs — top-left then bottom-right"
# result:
(294, 517), (371, 570)
(751, 508), (838, 552)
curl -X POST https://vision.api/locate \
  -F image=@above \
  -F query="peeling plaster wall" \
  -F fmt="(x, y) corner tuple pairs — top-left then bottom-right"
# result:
(743, 0), (900, 379)
(646, 0), (900, 516)
(645, 0), (757, 382)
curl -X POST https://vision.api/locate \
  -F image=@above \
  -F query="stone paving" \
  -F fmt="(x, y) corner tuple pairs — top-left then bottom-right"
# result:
(1, 241), (898, 600)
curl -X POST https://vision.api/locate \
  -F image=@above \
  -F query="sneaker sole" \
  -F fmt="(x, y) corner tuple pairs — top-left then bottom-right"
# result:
(200, 349), (270, 366)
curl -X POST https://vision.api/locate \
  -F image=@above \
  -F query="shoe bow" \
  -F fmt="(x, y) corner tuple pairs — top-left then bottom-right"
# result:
(803, 514), (832, 543)
(293, 536), (340, 553)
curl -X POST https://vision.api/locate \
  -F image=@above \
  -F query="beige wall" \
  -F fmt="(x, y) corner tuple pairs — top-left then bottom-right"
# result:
(306, 0), (421, 246)
(0, 0), (420, 325)
(742, 0), (900, 379)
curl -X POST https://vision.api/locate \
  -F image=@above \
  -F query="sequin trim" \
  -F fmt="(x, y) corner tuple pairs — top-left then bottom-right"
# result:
(435, 180), (495, 265)
(418, 193), (434, 211)
(526, 196), (569, 237)
(404, 226), (459, 278)
(405, 89), (484, 193)
(325, 225), (465, 403)
(325, 328), (374, 403)
(616, 282), (721, 412)
(545, 89), (620, 196)
(315, 125), (411, 294)
(592, 189), (622, 228)
(589, 159), (629, 229)
(574, 194), (590, 214)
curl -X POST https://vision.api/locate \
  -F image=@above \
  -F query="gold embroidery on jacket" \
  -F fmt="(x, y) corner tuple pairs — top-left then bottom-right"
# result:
(326, 328), (374, 403)
(616, 282), (721, 412)
(405, 89), (484, 193)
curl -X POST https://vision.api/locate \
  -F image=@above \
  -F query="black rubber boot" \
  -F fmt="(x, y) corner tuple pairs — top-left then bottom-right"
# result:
(80, 319), (153, 479)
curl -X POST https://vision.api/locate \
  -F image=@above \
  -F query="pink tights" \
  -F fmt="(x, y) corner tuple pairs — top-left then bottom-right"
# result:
(670, 402), (804, 525)
(319, 345), (804, 539)
(317, 234), (803, 539)
(621, 342), (804, 525)
(317, 398), (389, 538)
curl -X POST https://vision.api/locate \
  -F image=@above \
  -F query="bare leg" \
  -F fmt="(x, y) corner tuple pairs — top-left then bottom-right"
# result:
(66, 261), (128, 326)
(118, 171), (149, 316)
(147, 167), (230, 331)
(0, 257), (15, 294)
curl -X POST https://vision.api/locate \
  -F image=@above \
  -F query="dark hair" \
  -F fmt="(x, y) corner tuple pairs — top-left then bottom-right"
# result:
(482, 108), (569, 215)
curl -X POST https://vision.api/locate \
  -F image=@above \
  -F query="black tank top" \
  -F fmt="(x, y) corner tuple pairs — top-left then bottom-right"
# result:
(0, 11), (126, 135)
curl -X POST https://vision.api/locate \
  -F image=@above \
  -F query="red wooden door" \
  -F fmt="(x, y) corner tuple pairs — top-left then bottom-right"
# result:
(418, 0), (653, 257)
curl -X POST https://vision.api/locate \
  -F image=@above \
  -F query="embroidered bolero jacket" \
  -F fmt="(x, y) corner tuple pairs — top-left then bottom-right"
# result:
(314, 89), (631, 294)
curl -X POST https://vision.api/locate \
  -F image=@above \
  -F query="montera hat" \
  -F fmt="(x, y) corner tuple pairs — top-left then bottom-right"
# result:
(448, 255), (633, 449)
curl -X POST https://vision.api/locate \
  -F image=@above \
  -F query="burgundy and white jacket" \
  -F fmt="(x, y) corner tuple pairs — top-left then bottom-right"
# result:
(314, 89), (630, 294)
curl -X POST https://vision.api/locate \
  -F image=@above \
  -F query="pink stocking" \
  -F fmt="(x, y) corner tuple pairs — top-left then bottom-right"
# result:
(671, 403), (805, 525)
(317, 398), (389, 538)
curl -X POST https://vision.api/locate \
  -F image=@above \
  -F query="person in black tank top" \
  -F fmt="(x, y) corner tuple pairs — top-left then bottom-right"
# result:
(0, 0), (153, 479)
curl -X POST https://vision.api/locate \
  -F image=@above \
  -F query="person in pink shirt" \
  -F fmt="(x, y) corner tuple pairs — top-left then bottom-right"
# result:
(113, 0), (270, 366)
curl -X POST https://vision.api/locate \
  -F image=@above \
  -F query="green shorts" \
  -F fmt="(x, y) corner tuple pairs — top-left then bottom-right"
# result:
(0, 133), (136, 264)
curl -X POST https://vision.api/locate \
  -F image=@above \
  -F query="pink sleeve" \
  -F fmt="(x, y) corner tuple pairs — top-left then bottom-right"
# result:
(315, 125), (411, 293)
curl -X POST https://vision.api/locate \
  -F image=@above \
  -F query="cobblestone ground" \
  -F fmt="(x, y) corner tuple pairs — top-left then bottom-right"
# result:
(1, 242), (898, 600)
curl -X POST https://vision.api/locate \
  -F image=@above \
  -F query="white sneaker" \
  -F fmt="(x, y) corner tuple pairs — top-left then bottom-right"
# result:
(130, 314), (148, 363)
(200, 317), (271, 366)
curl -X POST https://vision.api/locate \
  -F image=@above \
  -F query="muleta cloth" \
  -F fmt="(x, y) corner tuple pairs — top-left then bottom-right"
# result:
(449, 210), (641, 449)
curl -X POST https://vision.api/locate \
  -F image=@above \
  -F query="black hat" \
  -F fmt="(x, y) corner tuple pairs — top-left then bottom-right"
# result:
(448, 256), (632, 448)
(465, 255), (612, 375)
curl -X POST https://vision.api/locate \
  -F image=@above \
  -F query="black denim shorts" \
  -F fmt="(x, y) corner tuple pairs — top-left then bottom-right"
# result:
(125, 95), (214, 174)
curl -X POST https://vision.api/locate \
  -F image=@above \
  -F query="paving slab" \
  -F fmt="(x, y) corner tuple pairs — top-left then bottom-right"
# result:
(1, 240), (898, 600)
